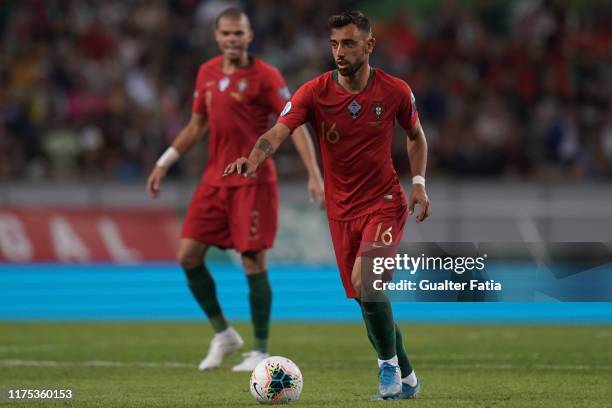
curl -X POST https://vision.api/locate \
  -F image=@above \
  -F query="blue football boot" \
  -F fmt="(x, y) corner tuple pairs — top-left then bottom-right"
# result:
(377, 362), (401, 399)
(400, 379), (421, 399)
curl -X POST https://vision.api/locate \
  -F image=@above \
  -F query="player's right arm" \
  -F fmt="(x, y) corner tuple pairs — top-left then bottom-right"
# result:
(222, 122), (291, 177)
(224, 81), (313, 178)
(146, 112), (208, 198)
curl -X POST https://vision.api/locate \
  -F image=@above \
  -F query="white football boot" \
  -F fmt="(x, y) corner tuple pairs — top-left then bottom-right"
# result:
(198, 327), (244, 370)
(231, 350), (270, 372)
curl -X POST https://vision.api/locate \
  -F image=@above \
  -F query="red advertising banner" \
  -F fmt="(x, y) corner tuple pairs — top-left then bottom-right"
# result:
(0, 207), (180, 262)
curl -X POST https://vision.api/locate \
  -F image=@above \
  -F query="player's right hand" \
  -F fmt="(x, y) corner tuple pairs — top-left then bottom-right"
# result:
(223, 157), (257, 178)
(147, 165), (168, 199)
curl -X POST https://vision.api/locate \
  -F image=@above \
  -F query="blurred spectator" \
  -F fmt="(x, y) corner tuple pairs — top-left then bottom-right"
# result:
(0, 0), (610, 182)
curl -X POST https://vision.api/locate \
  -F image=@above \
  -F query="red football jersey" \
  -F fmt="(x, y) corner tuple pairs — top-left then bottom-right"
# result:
(278, 68), (419, 220)
(192, 55), (291, 186)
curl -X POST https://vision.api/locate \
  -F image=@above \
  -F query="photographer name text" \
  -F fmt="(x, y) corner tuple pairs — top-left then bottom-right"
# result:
(373, 279), (502, 291)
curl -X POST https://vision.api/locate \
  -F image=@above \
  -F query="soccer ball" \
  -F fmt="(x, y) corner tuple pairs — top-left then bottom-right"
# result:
(250, 356), (303, 404)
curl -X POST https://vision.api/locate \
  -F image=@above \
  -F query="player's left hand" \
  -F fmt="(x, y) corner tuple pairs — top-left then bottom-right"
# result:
(308, 177), (325, 209)
(223, 157), (257, 177)
(408, 184), (430, 223)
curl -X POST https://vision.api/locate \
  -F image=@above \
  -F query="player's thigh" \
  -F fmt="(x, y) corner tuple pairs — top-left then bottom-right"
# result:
(177, 238), (209, 268)
(181, 183), (232, 250)
(353, 253), (391, 300)
(356, 205), (409, 299)
(240, 250), (267, 276)
(229, 182), (278, 253)
(328, 218), (361, 298)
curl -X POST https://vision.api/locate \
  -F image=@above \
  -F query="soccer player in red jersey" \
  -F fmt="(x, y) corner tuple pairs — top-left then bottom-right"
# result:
(147, 8), (323, 372)
(225, 11), (429, 399)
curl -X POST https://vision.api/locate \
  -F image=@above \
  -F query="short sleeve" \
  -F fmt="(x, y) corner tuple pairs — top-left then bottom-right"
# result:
(191, 65), (208, 116)
(263, 67), (292, 115)
(396, 81), (419, 132)
(277, 81), (313, 132)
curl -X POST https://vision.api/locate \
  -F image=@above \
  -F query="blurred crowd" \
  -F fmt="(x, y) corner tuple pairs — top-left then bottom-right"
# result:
(1, 0), (611, 182)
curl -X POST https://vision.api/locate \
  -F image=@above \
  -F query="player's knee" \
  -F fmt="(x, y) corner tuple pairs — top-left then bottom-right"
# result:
(177, 248), (203, 269)
(241, 251), (265, 275)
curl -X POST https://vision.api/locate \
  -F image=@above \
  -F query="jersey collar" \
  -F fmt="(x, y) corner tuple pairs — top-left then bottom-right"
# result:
(220, 55), (255, 75)
(332, 66), (376, 94)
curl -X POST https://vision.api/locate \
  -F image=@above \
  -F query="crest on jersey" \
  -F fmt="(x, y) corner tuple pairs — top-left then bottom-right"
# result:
(372, 102), (385, 120)
(218, 77), (230, 91)
(348, 100), (361, 119)
(237, 79), (248, 93)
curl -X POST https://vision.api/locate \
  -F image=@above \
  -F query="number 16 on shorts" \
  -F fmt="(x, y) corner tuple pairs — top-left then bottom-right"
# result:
(373, 223), (393, 247)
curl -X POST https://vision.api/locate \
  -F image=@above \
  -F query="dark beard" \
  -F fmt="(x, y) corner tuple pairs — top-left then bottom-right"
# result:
(338, 60), (364, 77)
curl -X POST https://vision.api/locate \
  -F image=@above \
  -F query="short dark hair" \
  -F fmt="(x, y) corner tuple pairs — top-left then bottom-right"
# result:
(215, 7), (248, 28)
(328, 11), (371, 34)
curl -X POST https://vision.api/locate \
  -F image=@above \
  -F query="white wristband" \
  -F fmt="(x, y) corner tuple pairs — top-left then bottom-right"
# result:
(412, 175), (425, 186)
(156, 147), (180, 168)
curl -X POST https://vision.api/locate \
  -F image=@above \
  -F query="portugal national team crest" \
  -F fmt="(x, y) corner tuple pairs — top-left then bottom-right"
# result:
(348, 100), (361, 119)
(372, 102), (385, 120)
(237, 79), (248, 93)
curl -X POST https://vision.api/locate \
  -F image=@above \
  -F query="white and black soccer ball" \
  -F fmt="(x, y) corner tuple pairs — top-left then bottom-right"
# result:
(250, 356), (303, 404)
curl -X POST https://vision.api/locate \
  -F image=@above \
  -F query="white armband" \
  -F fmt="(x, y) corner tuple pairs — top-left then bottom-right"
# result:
(412, 175), (425, 186)
(156, 147), (180, 168)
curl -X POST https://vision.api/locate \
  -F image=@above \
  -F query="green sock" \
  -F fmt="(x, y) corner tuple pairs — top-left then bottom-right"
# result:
(247, 271), (272, 352)
(360, 299), (397, 360)
(356, 298), (376, 348)
(355, 299), (412, 368)
(356, 299), (412, 371)
(395, 323), (414, 377)
(184, 264), (228, 333)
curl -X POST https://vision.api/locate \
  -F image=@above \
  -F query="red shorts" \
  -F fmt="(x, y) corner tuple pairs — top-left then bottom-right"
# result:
(328, 204), (408, 298)
(181, 182), (278, 253)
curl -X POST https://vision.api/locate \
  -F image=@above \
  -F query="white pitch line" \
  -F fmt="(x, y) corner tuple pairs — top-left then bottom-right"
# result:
(0, 359), (194, 369)
(1, 359), (612, 372)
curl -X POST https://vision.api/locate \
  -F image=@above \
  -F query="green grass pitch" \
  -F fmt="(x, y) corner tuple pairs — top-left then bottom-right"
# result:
(0, 323), (611, 407)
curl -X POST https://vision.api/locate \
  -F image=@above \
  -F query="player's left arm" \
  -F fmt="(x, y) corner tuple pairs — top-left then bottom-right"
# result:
(290, 126), (325, 208)
(407, 119), (430, 223)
